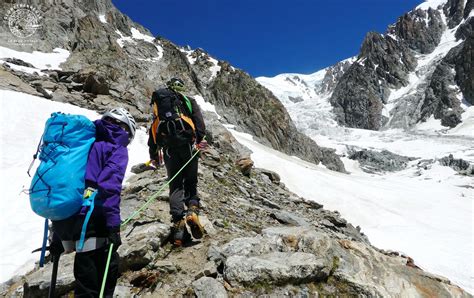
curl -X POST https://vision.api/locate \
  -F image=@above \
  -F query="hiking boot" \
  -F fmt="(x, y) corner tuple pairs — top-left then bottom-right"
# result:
(171, 219), (186, 247)
(186, 205), (205, 239)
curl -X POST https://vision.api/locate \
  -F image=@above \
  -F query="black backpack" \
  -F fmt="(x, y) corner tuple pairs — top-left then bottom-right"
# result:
(150, 88), (195, 147)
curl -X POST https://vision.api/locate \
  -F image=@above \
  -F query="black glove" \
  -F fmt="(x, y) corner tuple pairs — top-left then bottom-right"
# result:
(107, 227), (122, 252)
(49, 233), (64, 256)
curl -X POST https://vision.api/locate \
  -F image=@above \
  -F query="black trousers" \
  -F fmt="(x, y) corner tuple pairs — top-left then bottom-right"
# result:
(74, 247), (119, 297)
(164, 145), (199, 222)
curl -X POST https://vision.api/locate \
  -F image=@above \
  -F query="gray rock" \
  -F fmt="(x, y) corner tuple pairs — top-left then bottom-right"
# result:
(131, 163), (156, 174)
(82, 73), (110, 95)
(3, 58), (35, 68)
(270, 211), (310, 227)
(150, 260), (177, 273)
(224, 252), (330, 286)
(192, 277), (227, 298)
(439, 154), (474, 175)
(194, 261), (218, 279)
(23, 253), (75, 297)
(259, 169), (281, 183)
(348, 148), (416, 173)
(119, 222), (170, 272)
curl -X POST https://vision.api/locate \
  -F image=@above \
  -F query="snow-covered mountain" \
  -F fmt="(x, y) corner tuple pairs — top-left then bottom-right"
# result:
(258, 0), (473, 134)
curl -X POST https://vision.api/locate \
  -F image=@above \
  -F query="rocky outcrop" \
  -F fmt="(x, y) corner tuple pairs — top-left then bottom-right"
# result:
(330, 29), (418, 130)
(211, 227), (469, 297)
(453, 17), (474, 105)
(419, 62), (464, 127)
(391, 8), (445, 54)
(439, 154), (474, 175)
(348, 148), (416, 173)
(318, 58), (354, 94)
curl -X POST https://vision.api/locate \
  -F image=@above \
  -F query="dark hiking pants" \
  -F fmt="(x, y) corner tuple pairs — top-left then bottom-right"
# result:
(74, 247), (119, 297)
(164, 145), (199, 222)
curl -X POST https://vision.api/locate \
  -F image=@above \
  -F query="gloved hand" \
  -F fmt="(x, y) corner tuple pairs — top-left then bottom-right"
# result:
(49, 233), (64, 256)
(107, 227), (122, 252)
(196, 140), (208, 151)
(83, 187), (97, 198)
(145, 159), (159, 168)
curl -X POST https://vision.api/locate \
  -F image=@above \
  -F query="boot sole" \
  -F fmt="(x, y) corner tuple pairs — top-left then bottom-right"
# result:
(186, 214), (204, 239)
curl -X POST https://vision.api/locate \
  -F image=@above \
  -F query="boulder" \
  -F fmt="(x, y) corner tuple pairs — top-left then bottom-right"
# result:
(224, 252), (330, 286)
(192, 277), (227, 298)
(235, 157), (254, 176)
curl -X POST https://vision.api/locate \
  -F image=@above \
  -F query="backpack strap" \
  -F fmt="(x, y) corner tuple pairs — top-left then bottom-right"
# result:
(177, 92), (193, 114)
(77, 189), (98, 252)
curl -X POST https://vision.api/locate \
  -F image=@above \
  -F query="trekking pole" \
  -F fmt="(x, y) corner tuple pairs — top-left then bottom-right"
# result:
(99, 147), (202, 297)
(48, 254), (60, 298)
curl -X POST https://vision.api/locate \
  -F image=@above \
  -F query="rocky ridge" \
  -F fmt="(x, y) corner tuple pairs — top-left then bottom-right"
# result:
(1, 112), (470, 297)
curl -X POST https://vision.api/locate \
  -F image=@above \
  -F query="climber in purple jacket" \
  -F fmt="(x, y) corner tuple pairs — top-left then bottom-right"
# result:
(51, 108), (136, 297)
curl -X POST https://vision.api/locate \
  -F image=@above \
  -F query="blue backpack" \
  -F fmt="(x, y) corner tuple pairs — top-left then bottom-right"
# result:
(29, 112), (96, 264)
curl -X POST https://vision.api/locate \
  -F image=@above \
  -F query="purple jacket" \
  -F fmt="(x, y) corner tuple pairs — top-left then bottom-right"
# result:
(85, 119), (129, 229)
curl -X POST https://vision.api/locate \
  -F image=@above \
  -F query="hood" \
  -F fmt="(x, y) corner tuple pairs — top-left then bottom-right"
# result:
(94, 119), (129, 147)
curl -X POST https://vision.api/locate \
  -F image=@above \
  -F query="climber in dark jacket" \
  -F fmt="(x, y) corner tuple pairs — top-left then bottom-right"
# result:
(51, 108), (136, 297)
(147, 77), (207, 247)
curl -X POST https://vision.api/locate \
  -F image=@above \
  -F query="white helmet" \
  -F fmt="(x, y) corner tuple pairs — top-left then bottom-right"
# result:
(102, 107), (137, 143)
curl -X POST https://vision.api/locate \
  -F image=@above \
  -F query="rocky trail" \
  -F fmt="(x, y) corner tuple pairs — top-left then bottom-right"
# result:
(1, 122), (469, 296)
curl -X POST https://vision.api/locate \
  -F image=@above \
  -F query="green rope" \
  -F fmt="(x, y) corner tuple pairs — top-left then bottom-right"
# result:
(99, 243), (114, 298)
(121, 148), (200, 227)
(99, 148), (201, 297)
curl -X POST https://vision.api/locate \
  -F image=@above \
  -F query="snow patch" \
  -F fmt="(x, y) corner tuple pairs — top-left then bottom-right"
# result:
(194, 95), (221, 119)
(0, 47), (70, 70)
(449, 105), (474, 137)
(116, 29), (163, 62)
(130, 28), (155, 43)
(208, 56), (221, 80)
(2, 61), (45, 76)
(180, 49), (197, 65)
(416, 115), (445, 131)
(416, 0), (447, 10)
(98, 14), (107, 24)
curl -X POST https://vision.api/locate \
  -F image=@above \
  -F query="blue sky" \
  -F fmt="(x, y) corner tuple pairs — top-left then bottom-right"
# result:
(112, 0), (423, 77)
